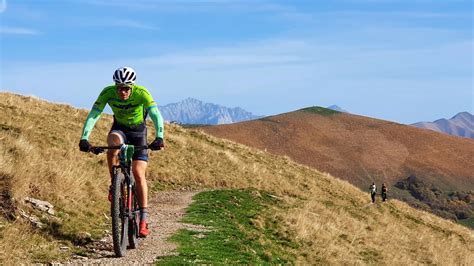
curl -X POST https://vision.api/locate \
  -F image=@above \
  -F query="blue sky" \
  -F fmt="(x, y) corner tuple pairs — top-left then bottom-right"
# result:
(1, 0), (472, 124)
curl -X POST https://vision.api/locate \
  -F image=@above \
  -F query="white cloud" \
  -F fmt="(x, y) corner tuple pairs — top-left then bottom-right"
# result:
(80, 18), (159, 30)
(79, 0), (293, 13)
(0, 26), (40, 35)
(110, 19), (158, 30)
(2, 34), (472, 123)
(322, 10), (471, 19)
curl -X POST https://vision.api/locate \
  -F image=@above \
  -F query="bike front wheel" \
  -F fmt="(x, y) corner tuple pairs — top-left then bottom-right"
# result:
(128, 184), (139, 249)
(111, 168), (128, 257)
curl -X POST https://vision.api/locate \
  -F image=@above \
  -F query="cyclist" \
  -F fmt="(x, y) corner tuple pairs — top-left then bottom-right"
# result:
(78, 66), (164, 237)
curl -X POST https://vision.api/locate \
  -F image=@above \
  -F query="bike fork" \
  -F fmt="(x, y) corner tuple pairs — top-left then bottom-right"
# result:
(127, 183), (133, 210)
(127, 184), (139, 225)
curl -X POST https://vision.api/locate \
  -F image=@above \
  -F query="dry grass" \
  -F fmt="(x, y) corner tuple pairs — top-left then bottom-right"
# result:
(0, 93), (111, 263)
(199, 109), (474, 191)
(199, 108), (474, 223)
(282, 183), (472, 264)
(0, 92), (472, 264)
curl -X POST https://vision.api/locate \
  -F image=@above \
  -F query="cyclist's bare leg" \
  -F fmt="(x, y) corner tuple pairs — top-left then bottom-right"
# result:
(107, 132), (124, 179)
(132, 160), (148, 209)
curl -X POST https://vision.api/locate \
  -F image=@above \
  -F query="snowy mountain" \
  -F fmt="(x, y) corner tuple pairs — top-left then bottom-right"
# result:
(159, 98), (263, 125)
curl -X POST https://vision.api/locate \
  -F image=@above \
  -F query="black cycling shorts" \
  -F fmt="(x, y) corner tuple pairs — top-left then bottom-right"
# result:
(109, 121), (148, 161)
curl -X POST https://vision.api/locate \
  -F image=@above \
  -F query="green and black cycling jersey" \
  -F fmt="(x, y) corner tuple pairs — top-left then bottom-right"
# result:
(80, 84), (164, 140)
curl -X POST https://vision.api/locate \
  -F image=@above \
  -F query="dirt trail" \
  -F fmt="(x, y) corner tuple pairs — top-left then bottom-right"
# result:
(65, 190), (202, 265)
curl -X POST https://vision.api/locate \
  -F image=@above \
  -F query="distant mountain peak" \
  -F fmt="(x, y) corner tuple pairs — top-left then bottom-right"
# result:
(452, 111), (472, 120)
(411, 112), (473, 139)
(327, 105), (347, 113)
(159, 98), (263, 125)
(182, 97), (201, 103)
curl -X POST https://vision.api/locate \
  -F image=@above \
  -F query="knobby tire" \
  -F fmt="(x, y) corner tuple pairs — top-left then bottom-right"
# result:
(111, 168), (127, 257)
(128, 184), (139, 249)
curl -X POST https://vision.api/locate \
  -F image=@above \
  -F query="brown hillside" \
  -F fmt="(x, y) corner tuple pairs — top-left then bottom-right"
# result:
(199, 107), (474, 219)
(1, 94), (473, 264)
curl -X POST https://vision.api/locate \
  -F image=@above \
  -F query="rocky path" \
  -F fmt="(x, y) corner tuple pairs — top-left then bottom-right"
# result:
(65, 190), (202, 265)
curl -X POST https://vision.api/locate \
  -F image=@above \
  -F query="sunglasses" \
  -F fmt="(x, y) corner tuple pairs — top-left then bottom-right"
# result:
(116, 84), (133, 92)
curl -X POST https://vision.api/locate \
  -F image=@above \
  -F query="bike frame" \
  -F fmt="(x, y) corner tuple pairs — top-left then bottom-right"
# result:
(117, 145), (138, 223)
(91, 144), (149, 257)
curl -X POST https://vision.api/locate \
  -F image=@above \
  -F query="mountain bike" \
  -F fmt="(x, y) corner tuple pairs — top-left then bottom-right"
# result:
(89, 144), (149, 257)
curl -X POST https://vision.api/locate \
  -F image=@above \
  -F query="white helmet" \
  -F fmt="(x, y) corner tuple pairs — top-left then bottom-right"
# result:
(113, 67), (136, 85)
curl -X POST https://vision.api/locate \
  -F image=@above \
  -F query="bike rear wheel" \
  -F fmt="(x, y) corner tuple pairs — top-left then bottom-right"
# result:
(111, 168), (128, 257)
(128, 184), (139, 249)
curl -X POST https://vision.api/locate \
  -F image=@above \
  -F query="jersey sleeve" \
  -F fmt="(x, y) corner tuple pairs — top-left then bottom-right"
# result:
(79, 87), (111, 140)
(149, 107), (164, 139)
(91, 87), (111, 112)
(80, 108), (102, 140)
(139, 86), (164, 139)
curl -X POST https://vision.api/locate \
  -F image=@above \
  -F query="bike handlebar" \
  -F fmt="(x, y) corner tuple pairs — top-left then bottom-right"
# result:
(92, 145), (150, 150)
(88, 144), (152, 155)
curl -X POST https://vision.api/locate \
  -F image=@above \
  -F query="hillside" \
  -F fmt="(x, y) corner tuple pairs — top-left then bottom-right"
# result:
(0, 93), (472, 264)
(412, 112), (474, 139)
(199, 107), (474, 222)
(159, 98), (262, 125)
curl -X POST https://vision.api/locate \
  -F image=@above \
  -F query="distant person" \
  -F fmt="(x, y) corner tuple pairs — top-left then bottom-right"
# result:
(381, 183), (388, 202)
(369, 182), (377, 203)
(78, 67), (165, 237)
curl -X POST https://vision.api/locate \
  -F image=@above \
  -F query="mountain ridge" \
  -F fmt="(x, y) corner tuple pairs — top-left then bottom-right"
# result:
(411, 111), (473, 138)
(199, 105), (474, 222)
(159, 98), (262, 125)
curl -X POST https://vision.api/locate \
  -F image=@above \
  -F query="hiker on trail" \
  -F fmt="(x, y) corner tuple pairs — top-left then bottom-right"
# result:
(369, 182), (377, 203)
(381, 183), (388, 202)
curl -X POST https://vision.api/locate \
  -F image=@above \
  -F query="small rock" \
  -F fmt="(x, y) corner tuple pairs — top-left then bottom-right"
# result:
(251, 190), (262, 198)
(19, 209), (44, 228)
(76, 232), (93, 244)
(195, 233), (206, 239)
(24, 197), (55, 215)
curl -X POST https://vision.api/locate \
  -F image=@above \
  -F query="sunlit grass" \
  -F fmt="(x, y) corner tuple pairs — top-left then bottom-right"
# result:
(157, 189), (296, 264)
(0, 92), (472, 264)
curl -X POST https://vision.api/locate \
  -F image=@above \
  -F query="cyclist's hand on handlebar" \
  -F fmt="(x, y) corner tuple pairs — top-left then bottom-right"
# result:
(90, 147), (105, 154)
(150, 137), (164, 150)
(79, 139), (92, 152)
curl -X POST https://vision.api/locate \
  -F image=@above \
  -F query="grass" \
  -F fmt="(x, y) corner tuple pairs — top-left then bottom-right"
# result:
(0, 92), (473, 264)
(181, 124), (211, 128)
(157, 189), (296, 264)
(459, 217), (474, 229)
(298, 106), (341, 116)
(359, 248), (383, 263)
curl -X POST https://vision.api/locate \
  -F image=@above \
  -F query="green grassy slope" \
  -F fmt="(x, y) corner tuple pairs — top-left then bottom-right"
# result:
(0, 92), (472, 264)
